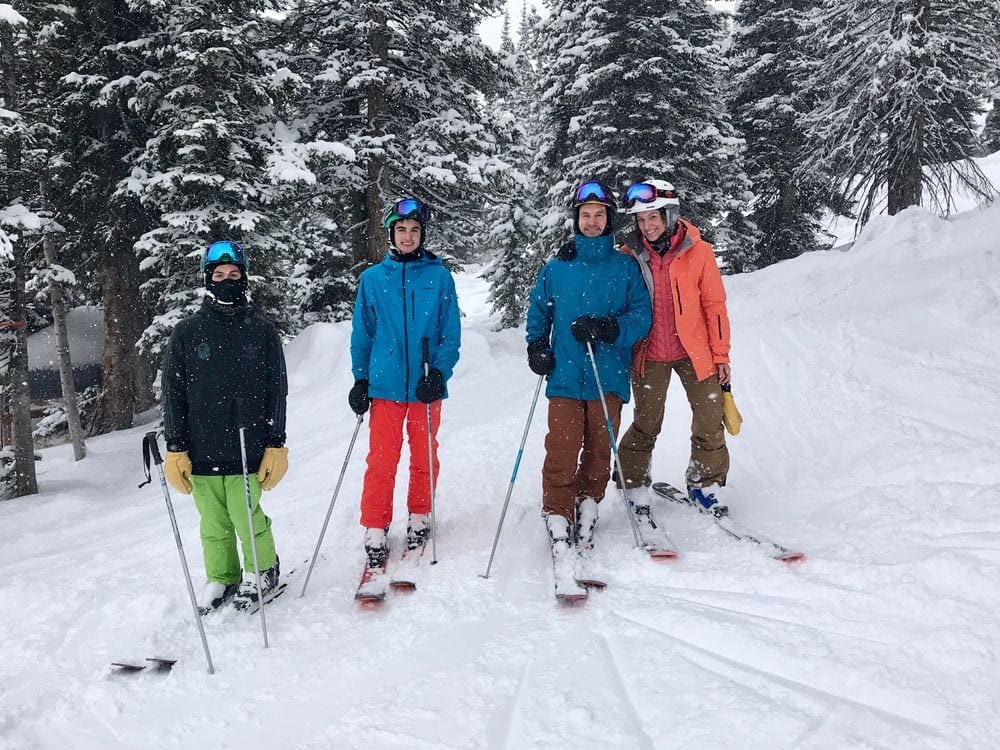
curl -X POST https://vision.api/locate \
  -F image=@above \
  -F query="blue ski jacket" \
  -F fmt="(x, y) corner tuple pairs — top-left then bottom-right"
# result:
(526, 234), (651, 402)
(351, 250), (461, 402)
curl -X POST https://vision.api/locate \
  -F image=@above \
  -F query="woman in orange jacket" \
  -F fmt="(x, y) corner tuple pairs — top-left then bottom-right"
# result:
(616, 179), (733, 514)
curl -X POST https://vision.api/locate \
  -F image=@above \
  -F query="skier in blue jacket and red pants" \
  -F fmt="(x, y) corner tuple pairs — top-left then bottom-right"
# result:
(348, 198), (461, 568)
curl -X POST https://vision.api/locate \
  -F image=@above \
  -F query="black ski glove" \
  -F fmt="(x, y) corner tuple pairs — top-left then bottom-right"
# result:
(527, 340), (555, 376)
(571, 315), (620, 344)
(348, 379), (370, 415)
(415, 368), (446, 404)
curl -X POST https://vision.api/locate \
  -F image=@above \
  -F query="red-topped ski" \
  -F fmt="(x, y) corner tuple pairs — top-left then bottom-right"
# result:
(628, 502), (679, 560)
(650, 482), (805, 563)
(355, 558), (389, 604)
(389, 541), (426, 591)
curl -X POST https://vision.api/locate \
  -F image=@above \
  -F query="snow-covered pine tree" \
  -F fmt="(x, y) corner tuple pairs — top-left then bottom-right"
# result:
(45, 1), (159, 432)
(532, 0), (753, 263)
(128, 0), (296, 360)
(982, 90), (1000, 155)
(483, 6), (542, 330)
(803, 0), (999, 227)
(728, 0), (839, 269)
(289, 0), (510, 271)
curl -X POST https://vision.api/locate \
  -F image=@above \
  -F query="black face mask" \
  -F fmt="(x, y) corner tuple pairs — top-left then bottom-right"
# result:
(206, 276), (248, 307)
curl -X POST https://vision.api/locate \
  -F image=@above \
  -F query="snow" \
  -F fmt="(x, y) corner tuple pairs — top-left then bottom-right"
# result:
(3, 198), (1000, 748)
(0, 4), (27, 26)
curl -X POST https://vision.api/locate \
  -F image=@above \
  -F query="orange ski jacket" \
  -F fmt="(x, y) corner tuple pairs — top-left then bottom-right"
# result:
(619, 219), (731, 382)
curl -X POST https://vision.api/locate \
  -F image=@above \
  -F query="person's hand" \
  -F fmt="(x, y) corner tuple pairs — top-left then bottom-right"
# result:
(257, 447), (289, 491)
(164, 451), (193, 494)
(527, 340), (555, 376)
(416, 368), (446, 404)
(717, 363), (731, 386)
(348, 379), (370, 414)
(571, 315), (619, 344)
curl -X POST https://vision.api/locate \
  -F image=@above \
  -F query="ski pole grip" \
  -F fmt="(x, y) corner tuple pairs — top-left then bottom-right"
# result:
(421, 337), (430, 375)
(145, 431), (163, 465)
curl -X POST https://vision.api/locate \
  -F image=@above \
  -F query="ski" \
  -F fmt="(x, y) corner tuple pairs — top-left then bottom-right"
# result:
(389, 541), (426, 591)
(110, 657), (176, 674)
(355, 558), (389, 604)
(574, 548), (606, 589)
(628, 501), (679, 560)
(650, 482), (805, 562)
(552, 548), (588, 604)
(234, 582), (288, 614)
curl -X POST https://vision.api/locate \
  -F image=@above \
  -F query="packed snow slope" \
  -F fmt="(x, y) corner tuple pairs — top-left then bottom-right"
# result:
(3, 200), (1000, 750)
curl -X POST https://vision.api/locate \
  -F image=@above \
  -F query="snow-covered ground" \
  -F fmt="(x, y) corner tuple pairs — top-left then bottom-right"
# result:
(3, 195), (1000, 749)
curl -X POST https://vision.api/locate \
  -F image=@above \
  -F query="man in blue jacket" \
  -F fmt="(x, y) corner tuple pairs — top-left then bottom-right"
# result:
(526, 181), (651, 587)
(349, 198), (461, 569)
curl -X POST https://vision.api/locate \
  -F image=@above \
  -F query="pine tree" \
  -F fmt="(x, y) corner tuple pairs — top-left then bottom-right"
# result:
(289, 0), (510, 274)
(46, 1), (159, 432)
(531, 0), (753, 261)
(483, 5), (543, 329)
(982, 88), (1000, 155)
(728, 0), (838, 269)
(127, 1), (297, 360)
(803, 0), (999, 227)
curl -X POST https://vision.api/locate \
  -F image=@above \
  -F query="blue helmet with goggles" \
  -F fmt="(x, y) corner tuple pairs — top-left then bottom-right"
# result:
(572, 180), (616, 235)
(201, 240), (248, 273)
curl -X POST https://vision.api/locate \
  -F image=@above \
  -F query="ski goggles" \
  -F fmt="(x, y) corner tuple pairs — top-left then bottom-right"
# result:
(201, 240), (248, 272)
(623, 182), (679, 208)
(574, 180), (613, 206)
(384, 198), (430, 230)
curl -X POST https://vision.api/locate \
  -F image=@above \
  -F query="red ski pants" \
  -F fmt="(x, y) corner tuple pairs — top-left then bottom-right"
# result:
(360, 398), (441, 530)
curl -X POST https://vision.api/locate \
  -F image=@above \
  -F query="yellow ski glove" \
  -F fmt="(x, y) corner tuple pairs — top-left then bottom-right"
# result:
(257, 446), (289, 491)
(721, 384), (742, 436)
(164, 451), (193, 494)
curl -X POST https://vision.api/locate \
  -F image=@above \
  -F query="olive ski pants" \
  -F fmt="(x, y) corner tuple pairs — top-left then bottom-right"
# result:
(618, 359), (728, 490)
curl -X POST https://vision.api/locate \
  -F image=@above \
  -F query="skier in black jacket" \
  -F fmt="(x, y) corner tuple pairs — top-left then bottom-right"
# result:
(161, 240), (288, 613)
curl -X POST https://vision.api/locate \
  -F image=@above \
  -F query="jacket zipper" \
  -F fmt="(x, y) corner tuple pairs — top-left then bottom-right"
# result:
(402, 263), (410, 395)
(675, 279), (683, 315)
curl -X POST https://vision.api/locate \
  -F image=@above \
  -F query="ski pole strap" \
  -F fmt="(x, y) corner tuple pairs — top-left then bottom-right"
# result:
(721, 383), (732, 393)
(139, 431), (163, 488)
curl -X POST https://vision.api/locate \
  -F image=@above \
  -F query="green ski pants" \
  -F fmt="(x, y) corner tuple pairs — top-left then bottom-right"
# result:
(190, 474), (277, 585)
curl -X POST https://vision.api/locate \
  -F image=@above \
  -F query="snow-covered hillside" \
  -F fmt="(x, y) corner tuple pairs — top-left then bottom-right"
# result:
(2, 200), (999, 749)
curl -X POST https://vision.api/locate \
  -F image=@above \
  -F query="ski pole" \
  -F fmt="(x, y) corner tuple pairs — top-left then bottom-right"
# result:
(300, 413), (364, 598)
(234, 399), (269, 648)
(139, 432), (215, 674)
(480, 374), (544, 579)
(422, 337), (439, 565)
(585, 341), (641, 547)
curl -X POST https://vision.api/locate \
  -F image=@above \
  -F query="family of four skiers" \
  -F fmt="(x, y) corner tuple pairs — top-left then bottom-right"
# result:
(160, 178), (734, 610)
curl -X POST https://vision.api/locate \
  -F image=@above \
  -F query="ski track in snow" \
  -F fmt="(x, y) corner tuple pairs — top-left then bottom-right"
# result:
(3, 202), (1000, 748)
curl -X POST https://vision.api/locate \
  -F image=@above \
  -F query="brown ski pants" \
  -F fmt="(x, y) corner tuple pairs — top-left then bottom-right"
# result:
(541, 395), (622, 520)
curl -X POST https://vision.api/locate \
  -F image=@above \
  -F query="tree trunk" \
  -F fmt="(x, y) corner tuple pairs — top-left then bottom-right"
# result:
(363, 11), (389, 265)
(40, 208), (86, 461)
(92, 241), (140, 433)
(887, 0), (927, 216)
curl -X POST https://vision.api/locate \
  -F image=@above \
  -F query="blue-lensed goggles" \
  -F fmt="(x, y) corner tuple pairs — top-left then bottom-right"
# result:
(384, 198), (430, 231)
(574, 180), (613, 206)
(624, 182), (678, 208)
(201, 240), (248, 273)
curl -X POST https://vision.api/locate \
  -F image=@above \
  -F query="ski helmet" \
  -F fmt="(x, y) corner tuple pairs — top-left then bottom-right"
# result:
(201, 240), (248, 274)
(623, 179), (680, 226)
(384, 197), (430, 249)
(572, 180), (616, 235)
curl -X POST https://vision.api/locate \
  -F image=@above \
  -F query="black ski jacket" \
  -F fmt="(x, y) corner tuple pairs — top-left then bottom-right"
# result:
(162, 300), (287, 475)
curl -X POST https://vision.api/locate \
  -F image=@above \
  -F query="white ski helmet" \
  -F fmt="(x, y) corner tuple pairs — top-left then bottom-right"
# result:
(623, 179), (680, 224)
